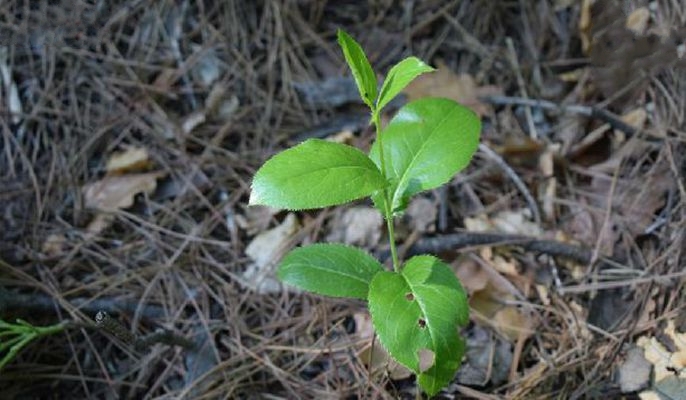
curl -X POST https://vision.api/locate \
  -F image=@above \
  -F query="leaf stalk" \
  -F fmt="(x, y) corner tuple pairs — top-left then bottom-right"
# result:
(372, 110), (399, 272)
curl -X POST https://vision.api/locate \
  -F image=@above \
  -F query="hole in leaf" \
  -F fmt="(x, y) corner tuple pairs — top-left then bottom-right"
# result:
(417, 318), (426, 329)
(405, 293), (414, 301)
(417, 348), (435, 373)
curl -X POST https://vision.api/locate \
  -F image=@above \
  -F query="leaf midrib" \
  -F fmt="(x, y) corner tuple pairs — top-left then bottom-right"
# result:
(390, 105), (461, 207)
(289, 258), (377, 287)
(400, 267), (455, 384)
(281, 164), (381, 181)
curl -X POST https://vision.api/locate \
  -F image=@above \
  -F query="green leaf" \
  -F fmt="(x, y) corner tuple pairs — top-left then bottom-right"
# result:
(277, 243), (384, 299)
(337, 29), (377, 108)
(250, 139), (387, 210)
(377, 57), (434, 112)
(369, 98), (480, 213)
(368, 255), (469, 396)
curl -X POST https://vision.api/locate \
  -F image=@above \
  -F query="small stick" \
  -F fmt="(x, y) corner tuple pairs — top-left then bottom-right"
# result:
(94, 311), (195, 351)
(479, 143), (541, 224)
(506, 38), (538, 139)
(479, 95), (638, 137)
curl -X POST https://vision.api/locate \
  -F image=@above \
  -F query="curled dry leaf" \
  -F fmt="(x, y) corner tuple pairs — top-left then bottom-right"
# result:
(43, 149), (161, 254)
(625, 7), (650, 36)
(353, 311), (411, 380)
(455, 258), (535, 342)
(83, 172), (164, 211)
(105, 147), (151, 174)
(82, 171), (165, 236)
(243, 213), (299, 294)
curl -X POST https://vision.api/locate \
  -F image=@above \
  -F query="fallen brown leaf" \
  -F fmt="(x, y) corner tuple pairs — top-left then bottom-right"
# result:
(625, 7), (650, 35)
(353, 311), (411, 380)
(403, 61), (501, 116)
(81, 171), (165, 237)
(83, 172), (164, 211)
(456, 258), (535, 342)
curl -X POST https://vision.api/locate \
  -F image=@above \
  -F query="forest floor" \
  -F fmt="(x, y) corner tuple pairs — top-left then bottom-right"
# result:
(1, 1), (685, 399)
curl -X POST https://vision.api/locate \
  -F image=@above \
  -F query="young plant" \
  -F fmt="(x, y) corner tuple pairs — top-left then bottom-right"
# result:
(249, 29), (480, 396)
(0, 318), (67, 370)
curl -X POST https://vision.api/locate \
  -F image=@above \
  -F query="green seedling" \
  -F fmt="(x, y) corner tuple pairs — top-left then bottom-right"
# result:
(250, 29), (480, 396)
(0, 318), (67, 370)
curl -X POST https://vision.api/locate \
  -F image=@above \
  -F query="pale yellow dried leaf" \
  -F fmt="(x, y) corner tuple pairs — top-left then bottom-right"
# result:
(105, 147), (151, 174)
(558, 68), (584, 83)
(620, 108), (647, 130)
(353, 311), (375, 339)
(492, 255), (518, 276)
(539, 145), (558, 220)
(535, 284), (550, 306)
(492, 210), (542, 237)
(638, 391), (661, 400)
(84, 213), (114, 236)
(464, 215), (492, 232)
(626, 7), (650, 35)
(325, 129), (354, 144)
(637, 320), (686, 382)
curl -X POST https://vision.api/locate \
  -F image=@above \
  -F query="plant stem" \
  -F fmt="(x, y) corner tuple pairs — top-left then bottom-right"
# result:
(372, 110), (400, 271)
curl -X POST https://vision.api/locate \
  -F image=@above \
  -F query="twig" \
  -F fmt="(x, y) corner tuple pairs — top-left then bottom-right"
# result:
(506, 37), (538, 139)
(399, 231), (603, 264)
(479, 143), (541, 224)
(479, 95), (638, 137)
(95, 311), (195, 351)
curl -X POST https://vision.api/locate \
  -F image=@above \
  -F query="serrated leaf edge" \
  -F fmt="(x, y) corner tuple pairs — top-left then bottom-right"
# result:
(278, 243), (384, 299)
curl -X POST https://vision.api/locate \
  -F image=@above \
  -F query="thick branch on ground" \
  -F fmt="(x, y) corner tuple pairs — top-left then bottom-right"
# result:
(385, 231), (624, 265)
(0, 287), (165, 321)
